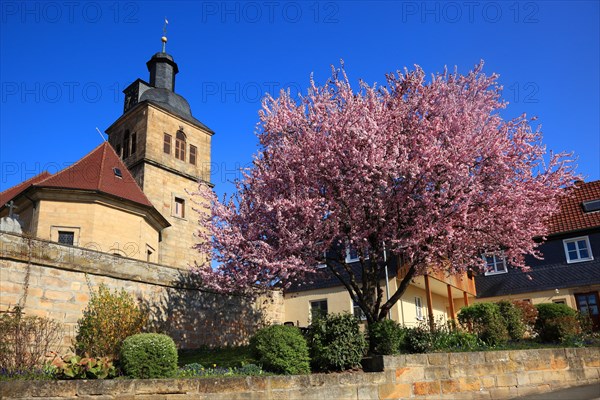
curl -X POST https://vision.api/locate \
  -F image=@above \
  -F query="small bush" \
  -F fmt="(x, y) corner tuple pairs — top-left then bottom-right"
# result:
(368, 319), (405, 355)
(402, 325), (434, 353)
(75, 284), (148, 358)
(432, 326), (482, 352)
(497, 300), (526, 341)
(120, 333), (178, 378)
(512, 300), (538, 336)
(249, 325), (310, 375)
(306, 313), (367, 371)
(0, 307), (63, 373)
(535, 303), (580, 343)
(458, 303), (509, 346)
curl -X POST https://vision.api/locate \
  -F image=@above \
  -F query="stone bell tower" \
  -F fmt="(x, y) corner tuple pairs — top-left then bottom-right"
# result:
(105, 32), (214, 269)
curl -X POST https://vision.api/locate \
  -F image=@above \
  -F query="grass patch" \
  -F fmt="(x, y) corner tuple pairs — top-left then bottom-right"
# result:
(178, 346), (256, 368)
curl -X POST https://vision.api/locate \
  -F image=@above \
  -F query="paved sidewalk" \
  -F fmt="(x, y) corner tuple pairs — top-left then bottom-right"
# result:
(516, 383), (600, 400)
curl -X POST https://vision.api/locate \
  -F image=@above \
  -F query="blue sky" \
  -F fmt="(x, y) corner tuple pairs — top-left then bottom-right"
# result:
(1, 1), (599, 198)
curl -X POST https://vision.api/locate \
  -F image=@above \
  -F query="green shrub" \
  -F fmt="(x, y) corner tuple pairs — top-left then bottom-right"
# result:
(306, 313), (367, 371)
(75, 284), (148, 358)
(535, 303), (580, 343)
(0, 307), (63, 373)
(457, 303), (509, 346)
(368, 319), (405, 355)
(120, 333), (178, 378)
(432, 327), (482, 352)
(249, 325), (310, 375)
(402, 325), (434, 353)
(497, 300), (526, 341)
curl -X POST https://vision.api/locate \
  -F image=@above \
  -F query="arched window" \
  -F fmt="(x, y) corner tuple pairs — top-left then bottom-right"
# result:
(175, 130), (186, 161)
(123, 130), (130, 158)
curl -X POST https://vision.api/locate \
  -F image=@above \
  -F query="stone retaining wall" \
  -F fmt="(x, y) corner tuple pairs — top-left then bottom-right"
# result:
(1, 348), (599, 399)
(0, 232), (284, 349)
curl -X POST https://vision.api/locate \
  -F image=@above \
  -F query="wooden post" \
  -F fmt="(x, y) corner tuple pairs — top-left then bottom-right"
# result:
(447, 284), (456, 320)
(463, 291), (470, 307)
(424, 274), (435, 331)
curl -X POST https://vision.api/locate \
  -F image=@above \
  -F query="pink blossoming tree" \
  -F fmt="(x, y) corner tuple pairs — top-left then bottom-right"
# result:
(193, 61), (577, 325)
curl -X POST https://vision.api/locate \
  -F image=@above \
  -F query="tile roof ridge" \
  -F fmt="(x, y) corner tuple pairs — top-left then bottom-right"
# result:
(97, 142), (109, 191)
(35, 142), (107, 188)
(0, 171), (51, 199)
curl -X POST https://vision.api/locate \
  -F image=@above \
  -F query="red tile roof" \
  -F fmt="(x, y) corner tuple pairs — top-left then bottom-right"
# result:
(547, 180), (600, 235)
(1, 142), (154, 209)
(0, 171), (51, 205)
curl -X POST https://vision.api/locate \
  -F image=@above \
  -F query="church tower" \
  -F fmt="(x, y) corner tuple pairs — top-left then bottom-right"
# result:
(106, 33), (213, 269)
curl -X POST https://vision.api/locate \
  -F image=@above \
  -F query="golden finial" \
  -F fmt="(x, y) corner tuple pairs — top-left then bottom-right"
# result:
(161, 18), (168, 53)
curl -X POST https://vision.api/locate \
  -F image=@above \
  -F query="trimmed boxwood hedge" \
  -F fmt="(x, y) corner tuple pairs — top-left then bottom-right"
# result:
(120, 333), (178, 378)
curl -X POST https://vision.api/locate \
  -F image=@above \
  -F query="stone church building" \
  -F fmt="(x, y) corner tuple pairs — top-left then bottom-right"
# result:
(1, 46), (213, 270)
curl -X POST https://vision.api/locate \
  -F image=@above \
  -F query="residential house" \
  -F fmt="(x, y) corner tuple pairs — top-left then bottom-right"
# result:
(475, 180), (600, 329)
(283, 249), (476, 328)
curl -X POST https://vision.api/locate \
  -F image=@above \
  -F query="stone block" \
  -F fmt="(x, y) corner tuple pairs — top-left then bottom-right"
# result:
(395, 366), (425, 382)
(440, 379), (460, 394)
(459, 376), (481, 392)
(489, 386), (518, 400)
(309, 373), (339, 387)
(78, 380), (135, 396)
(428, 353), (449, 366)
(496, 374), (517, 387)
(516, 373), (530, 386)
(379, 383), (411, 399)
(484, 351), (510, 363)
(404, 353), (428, 366)
(517, 384), (550, 398)
(413, 381), (441, 396)
(135, 379), (198, 395)
(425, 366), (450, 380)
(480, 376), (496, 389)
(357, 385), (379, 400)
(44, 289), (74, 301)
(449, 352), (485, 366)
(338, 372), (364, 386)
(542, 370), (567, 384)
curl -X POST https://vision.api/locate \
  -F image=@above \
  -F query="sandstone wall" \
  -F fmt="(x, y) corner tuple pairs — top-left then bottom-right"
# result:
(0, 232), (284, 350)
(1, 348), (599, 399)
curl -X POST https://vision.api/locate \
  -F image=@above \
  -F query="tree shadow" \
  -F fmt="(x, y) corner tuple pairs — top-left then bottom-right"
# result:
(138, 271), (279, 349)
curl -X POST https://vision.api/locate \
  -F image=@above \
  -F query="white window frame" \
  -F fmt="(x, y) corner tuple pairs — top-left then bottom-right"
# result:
(483, 252), (508, 275)
(352, 300), (367, 321)
(415, 296), (424, 321)
(345, 245), (369, 263)
(172, 196), (186, 219)
(563, 236), (594, 264)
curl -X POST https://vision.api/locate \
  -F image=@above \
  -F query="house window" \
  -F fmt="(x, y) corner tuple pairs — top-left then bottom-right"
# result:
(353, 300), (366, 321)
(174, 197), (185, 218)
(58, 231), (74, 246)
(553, 299), (566, 305)
(563, 236), (593, 263)
(189, 145), (197, 165)
(175, 130), (186, 161)
(163, 133), (172, 154)
(123, 130), (130, 158)
(115, 144), (122, 157)
(483, 253), (508, 275)
(310, 300), (328, 321)
(415, 296), (423, 320)
(130, 132), (137, 155)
